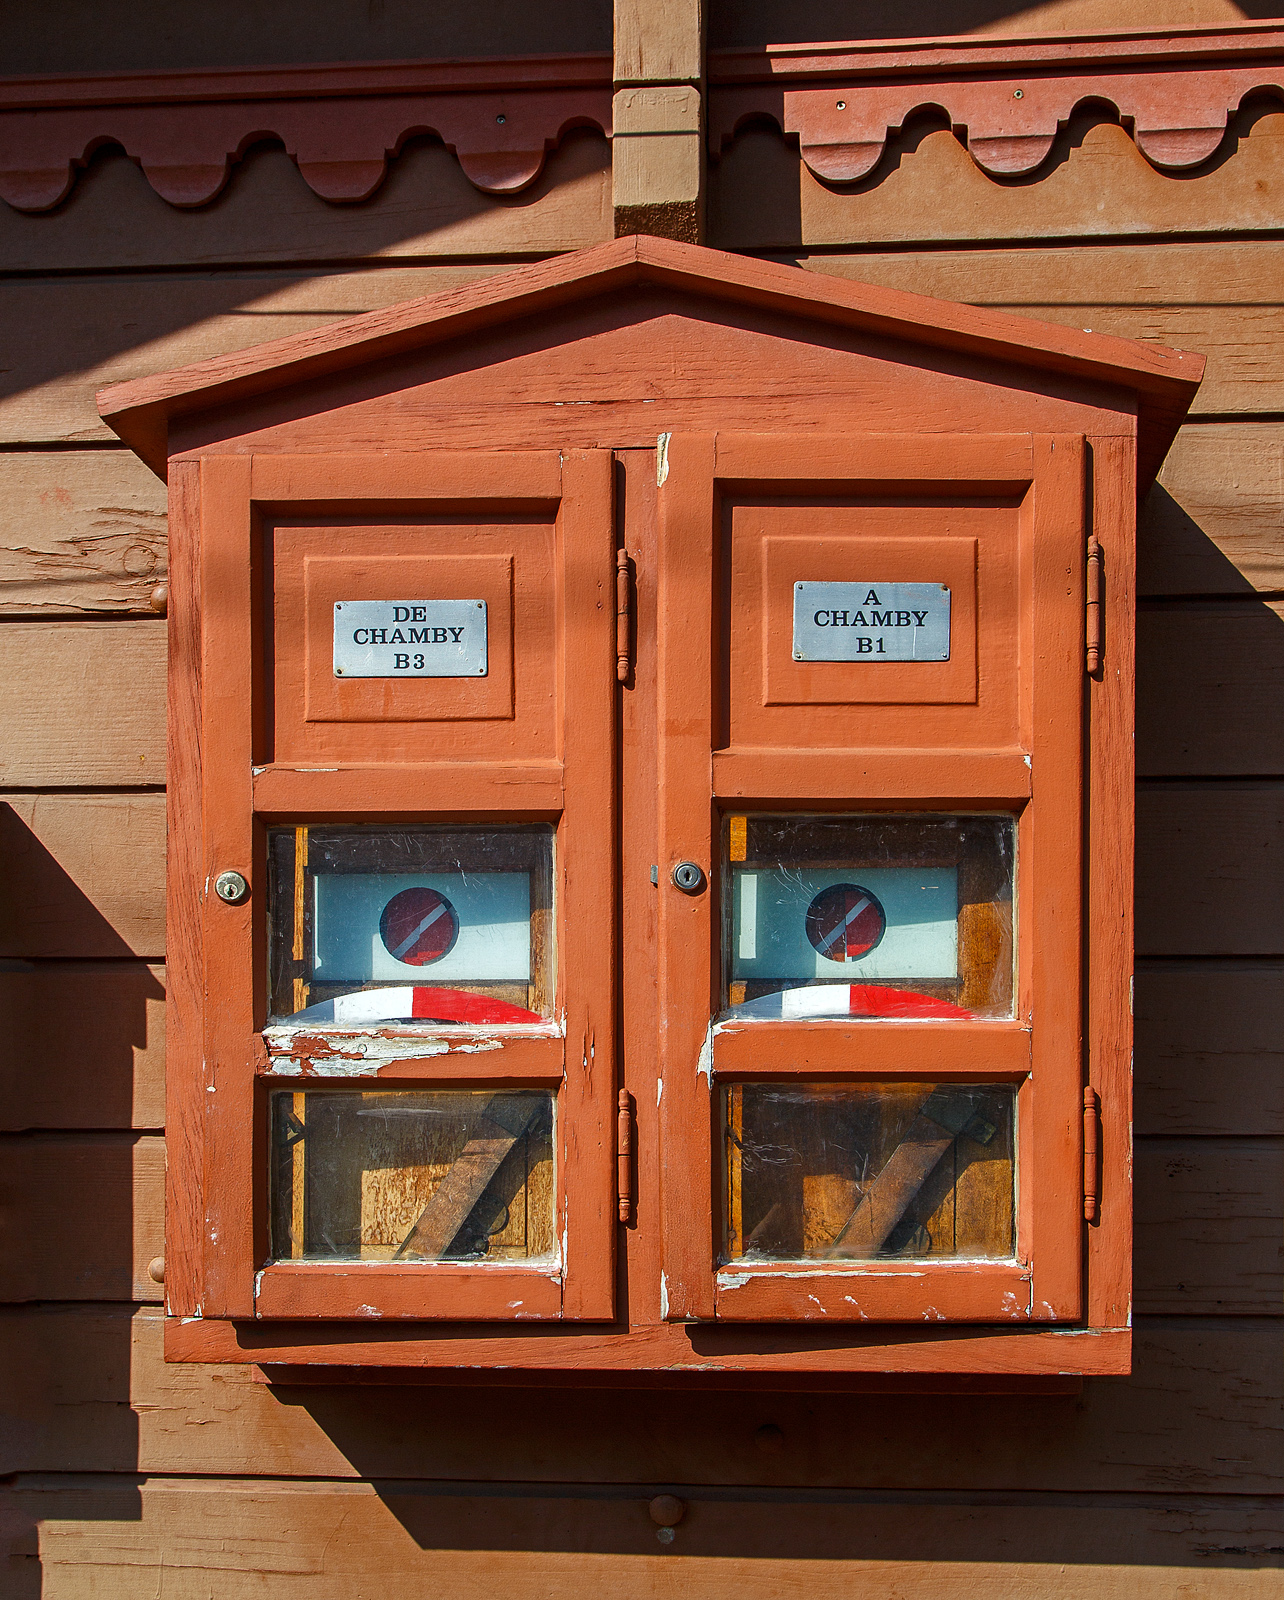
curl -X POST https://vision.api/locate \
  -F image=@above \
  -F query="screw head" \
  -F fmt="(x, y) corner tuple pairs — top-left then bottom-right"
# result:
(836, 100), (846, 110)
(496, 113), (506, 124)
(214, 870), (250, 905)
(1013, 87), (1024, 98)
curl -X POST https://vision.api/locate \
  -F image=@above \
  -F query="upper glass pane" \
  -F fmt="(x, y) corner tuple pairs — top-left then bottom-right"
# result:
(722, 813), (1015, 1020)
(267, 825), (555, 1025)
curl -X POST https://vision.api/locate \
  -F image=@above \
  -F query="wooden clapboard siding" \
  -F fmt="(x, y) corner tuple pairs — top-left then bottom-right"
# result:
(1142, 424), (1284, 598)
(0, 1307), (1278, 1488)
(794, 240), (1284, 416)
(0, 265), (521, 446)
(6, 242), (1284, 449)
(1135, 966), (1284, 1137)
(0, 795), (165, 959)
(15, 780), (1278, 967)
(4, 1477), (1283, 1593)
(0, 962), (165, 1131)
(4, 1131), (1272, 1314)
(0, 450), (168, 616)
(6, 2), (611, 75)
(0, 622), (165, 785)
(0, 1135), (163, 1303)
(0, 133), (613, 278)
(1134, 1139), (1284, 1315)
(1136, 784), (1284, 956)
(1137, 602), (1284, 777)
(3, 6), (1283, 1592)
(711, 113), (1284, 251)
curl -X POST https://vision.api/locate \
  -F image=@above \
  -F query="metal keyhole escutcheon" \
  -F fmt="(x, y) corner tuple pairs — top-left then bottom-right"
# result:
(214, 870), (250, 905)
(671, 861), (706, 894)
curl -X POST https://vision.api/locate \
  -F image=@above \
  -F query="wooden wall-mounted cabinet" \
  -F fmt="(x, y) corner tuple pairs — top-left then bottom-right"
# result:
(98, 236), (1202, 1383)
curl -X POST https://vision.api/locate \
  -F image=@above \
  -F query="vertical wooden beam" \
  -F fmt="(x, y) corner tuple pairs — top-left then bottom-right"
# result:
(613, 0), (704, 241)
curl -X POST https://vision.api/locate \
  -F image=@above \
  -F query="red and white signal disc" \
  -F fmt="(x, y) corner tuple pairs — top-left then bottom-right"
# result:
(805, 883), (886, 962)
(379, 887), (459, 966)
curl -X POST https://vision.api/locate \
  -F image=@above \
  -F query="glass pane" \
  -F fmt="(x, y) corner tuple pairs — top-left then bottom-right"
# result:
(724, 1083), (1014, 1263)
(270, 1089), (555, 1263)
(267, 825), (554, 1024)
(723, 813), (1015, 1020)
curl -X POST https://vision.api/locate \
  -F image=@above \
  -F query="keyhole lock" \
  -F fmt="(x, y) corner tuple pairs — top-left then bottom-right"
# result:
(214, 870), (250, 905)
(671, 861), (706, 894)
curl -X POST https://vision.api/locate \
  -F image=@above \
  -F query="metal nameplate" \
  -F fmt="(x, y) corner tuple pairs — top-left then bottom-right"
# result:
(333, 600), (488, 678)
(792, 582), (951, 662)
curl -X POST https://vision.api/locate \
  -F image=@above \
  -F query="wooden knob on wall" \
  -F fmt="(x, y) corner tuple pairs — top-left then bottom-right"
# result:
(147, 1256), (165, 1283)
(149, 583), (168, 615)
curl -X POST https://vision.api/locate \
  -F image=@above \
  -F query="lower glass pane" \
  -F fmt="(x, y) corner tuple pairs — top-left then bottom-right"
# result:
(724, 1083), (1014, 1263)
(270, 1089), (555, 1264)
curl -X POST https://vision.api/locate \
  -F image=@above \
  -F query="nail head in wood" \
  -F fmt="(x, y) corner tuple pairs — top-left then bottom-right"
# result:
(649, 1495), (685, 1527)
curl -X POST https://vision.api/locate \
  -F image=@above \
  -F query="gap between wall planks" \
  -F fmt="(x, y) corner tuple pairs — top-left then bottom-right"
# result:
(710, 112), (1284, 251)
(0, 1133), (1273, 1313)
(1, 25), (1282, 1587)
(1, 1307), (1279, 1486)
(5, 1478), (1284, 1590)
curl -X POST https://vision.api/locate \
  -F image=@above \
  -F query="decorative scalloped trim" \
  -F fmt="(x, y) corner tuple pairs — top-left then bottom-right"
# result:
(709, 27), (1284, 183)
(0, 60), (612, 210)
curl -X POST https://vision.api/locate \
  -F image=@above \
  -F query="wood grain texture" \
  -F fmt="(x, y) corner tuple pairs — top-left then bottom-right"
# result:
(5, 1476), (1283, 1596)
(0, 622), (165, 785)
(0, 265), (517, 446)
(792, 238), (1284, 416)
(1137, 601), (1284, 777)
(0, 1307), (1277, 1489)
(1136, 784), (1284, 956)
(0, 1135), (164, 1303)
(97, 239), (1197, 483)
(1135, 1138), (1283, 1315)
(0, 450), (167, 614)
(0, 131), (612, 275)
(712, 111), (1284, 251)
(1142, 424), (1284, 597)
(0, 795), (165, 959)
(0, 962), (165, 1130)
(1135, 965), (1284, 1136)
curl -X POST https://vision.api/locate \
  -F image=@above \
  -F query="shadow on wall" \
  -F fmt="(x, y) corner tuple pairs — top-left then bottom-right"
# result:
(709, 0), (1284, 46)
(3, 0), (613, 75)
(0, 128), (613, 438)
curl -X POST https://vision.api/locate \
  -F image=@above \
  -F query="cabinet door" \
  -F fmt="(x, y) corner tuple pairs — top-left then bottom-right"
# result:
(655, 433), (1085, 1323)
(178, 449), (617, 1322)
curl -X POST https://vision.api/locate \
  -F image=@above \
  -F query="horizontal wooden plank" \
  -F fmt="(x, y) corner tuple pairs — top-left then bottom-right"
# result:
(1134, 1139), (1284, 1315)
(0, 1308), (1277, 1490)
(1136, 784), (1284, 957)
(791, 236), (1284, 417)
(0, 962), (164, 1130)
(1135, 965), (1284, 1136)
(0, 622), (165, 785)
(0, 131), (610, 275)
(1137, 601), (1284, 777)
(0, 450), (168, 615)
(0, 795), (165, 959)
(0, 264), (519, 446)
(4, 1128), (1263, 1315)
(713, 110), (1284, 251)
(1141, 424), (1284, 597)
(4, 1477), (1284, 1594)
(0, 1135), (163, 1304)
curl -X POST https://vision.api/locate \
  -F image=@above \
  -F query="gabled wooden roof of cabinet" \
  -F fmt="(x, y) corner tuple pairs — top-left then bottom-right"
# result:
(97, 233), (1204, 486)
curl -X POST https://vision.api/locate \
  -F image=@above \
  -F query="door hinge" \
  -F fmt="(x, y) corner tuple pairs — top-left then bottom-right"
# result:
(617, 1088), (634, 1222)
(1086, 534), (1103, 675)
(1083, 1086), (1100, 1222)
(616, 549), (632, 683)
